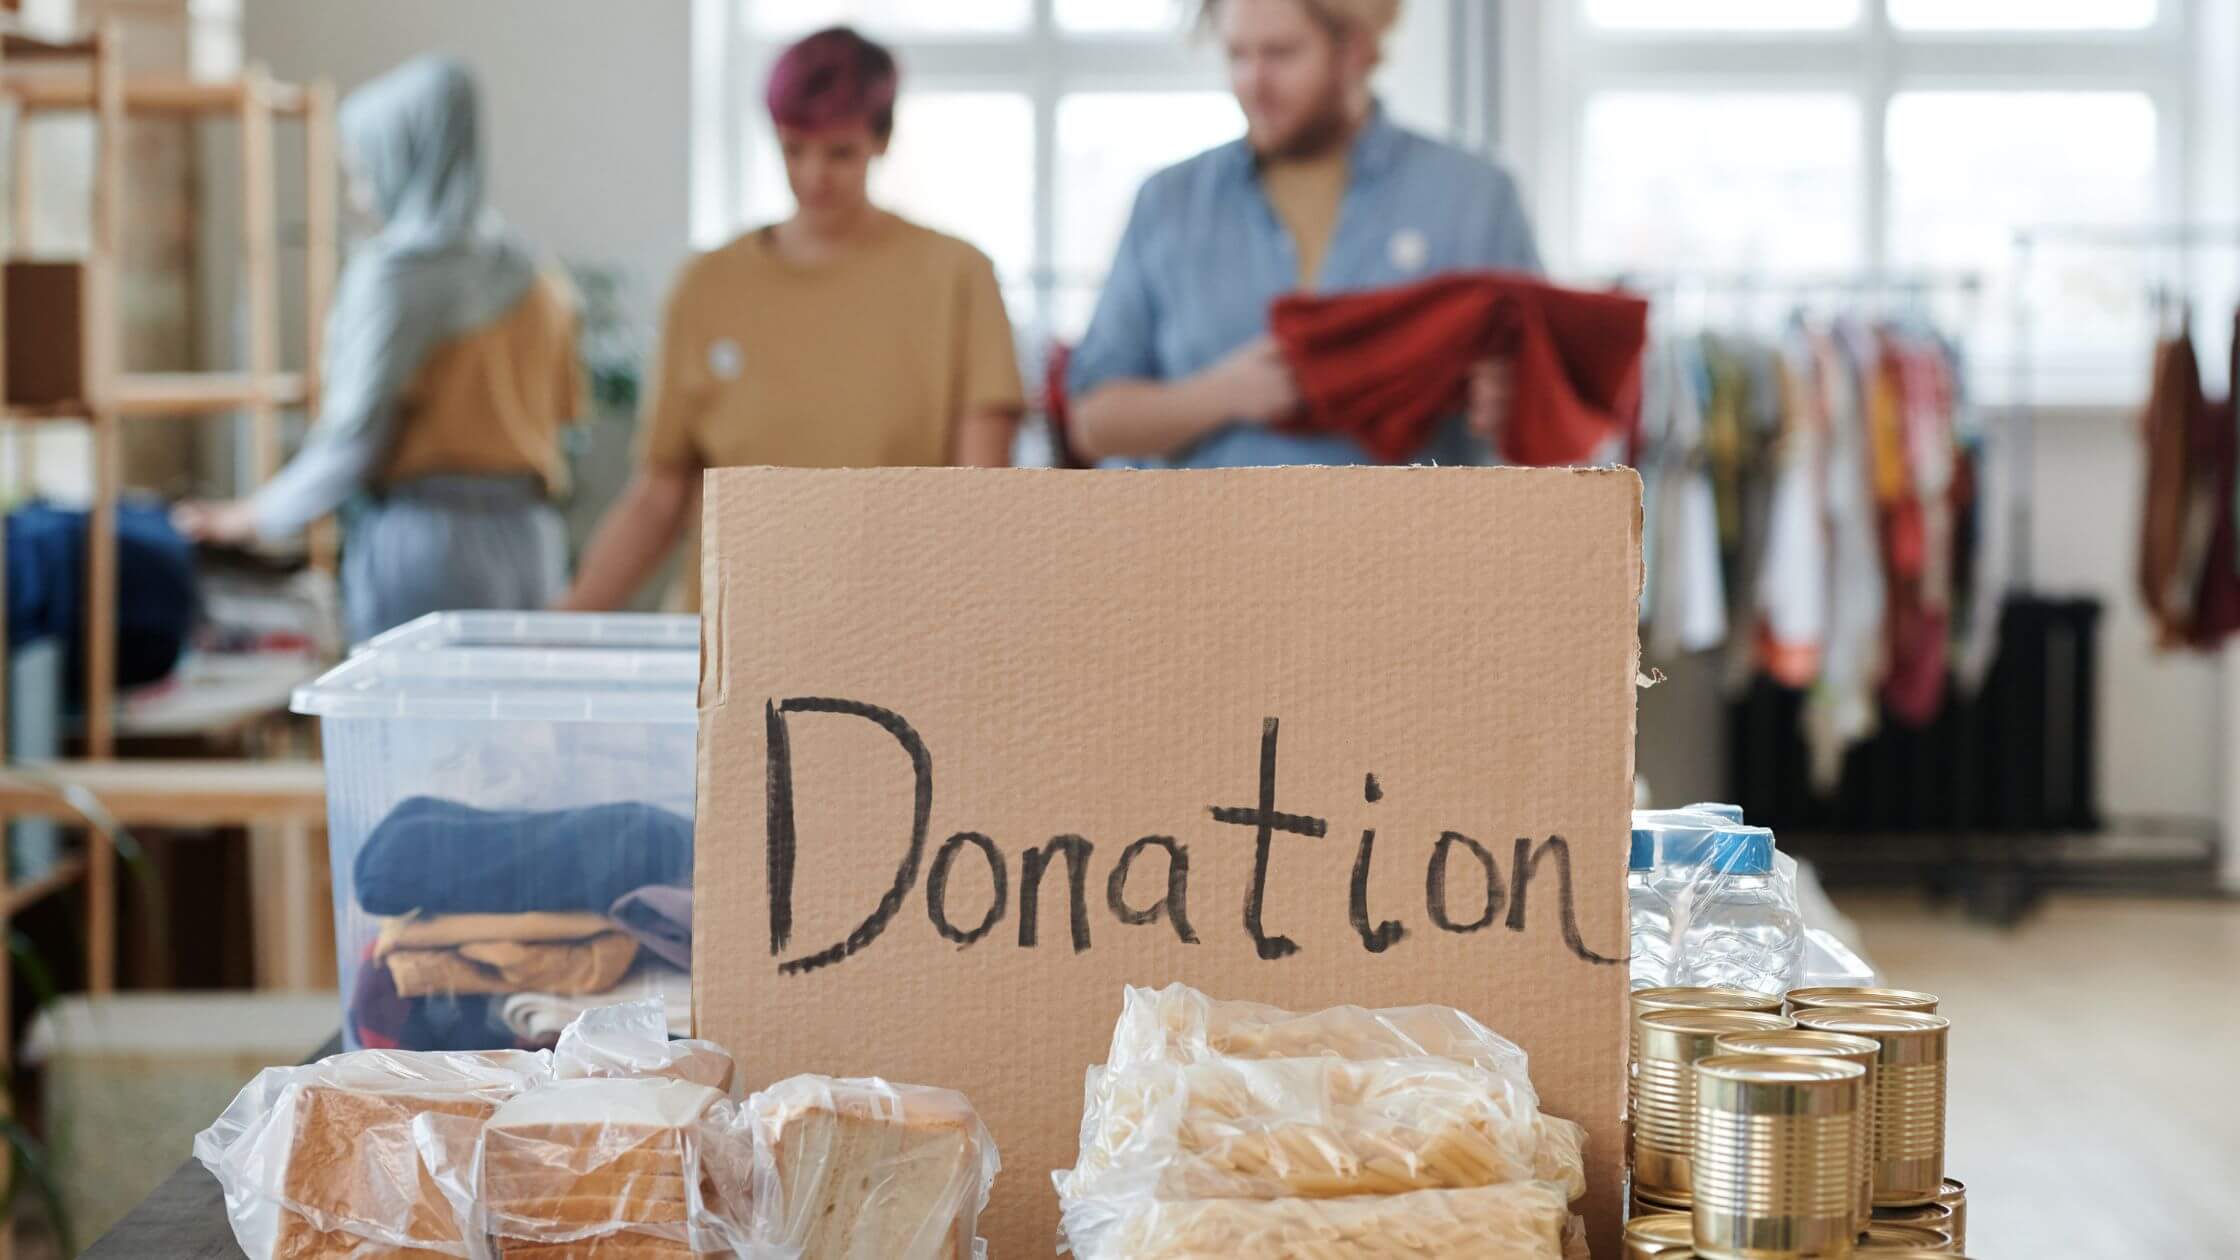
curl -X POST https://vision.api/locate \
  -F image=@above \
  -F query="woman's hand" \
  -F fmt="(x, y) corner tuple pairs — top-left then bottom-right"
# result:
(172, 499), (260, 545)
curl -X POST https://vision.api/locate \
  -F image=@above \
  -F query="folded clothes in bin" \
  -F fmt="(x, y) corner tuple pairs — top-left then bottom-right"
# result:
(376, 912), (642, 998)
(356, 798), (693, 917)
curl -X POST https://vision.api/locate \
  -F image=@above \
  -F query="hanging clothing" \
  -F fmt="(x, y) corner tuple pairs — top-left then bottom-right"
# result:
(1639, 338), (1727, 658)
(2187, 314), (2240, 646)
(1269, 272), (1650, 465)
(1753, 331), (1829, 688)
(2136, 334), (2197, 644)
(1804, 329), (1886, 788)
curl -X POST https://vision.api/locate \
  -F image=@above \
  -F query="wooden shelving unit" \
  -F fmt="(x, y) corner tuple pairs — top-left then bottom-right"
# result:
(0, 16), (337, 998)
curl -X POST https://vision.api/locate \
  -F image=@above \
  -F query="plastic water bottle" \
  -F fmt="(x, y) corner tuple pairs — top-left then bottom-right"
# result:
(1627, 828), (1671, 991)
(1664, 826), (1804, 995)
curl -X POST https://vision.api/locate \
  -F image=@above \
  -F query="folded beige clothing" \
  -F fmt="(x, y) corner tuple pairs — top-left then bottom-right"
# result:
(1064, 1181), (1575, 1260)
(752, 1075), (996, 1260)
(376, 912), (621, 952)
(1061, 1055), (1587, 1205)
(382, 931), (640, 998)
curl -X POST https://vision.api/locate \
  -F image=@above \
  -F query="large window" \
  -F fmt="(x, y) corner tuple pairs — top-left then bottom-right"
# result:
(1547, 0), (2189, 400)
(698, 0), (1241, 344)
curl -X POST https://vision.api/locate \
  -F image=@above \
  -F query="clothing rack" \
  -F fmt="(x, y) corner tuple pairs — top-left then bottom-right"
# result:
(2008, 222), (2240, 593)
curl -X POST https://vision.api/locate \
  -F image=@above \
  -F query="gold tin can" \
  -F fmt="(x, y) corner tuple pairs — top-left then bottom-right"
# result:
(1785, 987), (1940, 1016)
(1690, 1054), (1865, 1260)
(1634, 1010), (1797, 1207)
(1937, 1178), (1967, 1248)
(1634, 987), (1788, 1073)
(1624, 1211), (1699, 1259)
(1632, 1191), (1687, 1219)
(1714, 1027), (1881, 1239)
(1872, 1200), (1955, 1229)
(1857, 1253), (1975, 1260)
(1859, 1221), (1955, 1250)
(1794, 1009), (1950, 1206)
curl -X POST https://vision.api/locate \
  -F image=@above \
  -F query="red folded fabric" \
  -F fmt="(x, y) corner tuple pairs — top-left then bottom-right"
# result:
(1269, 271), (1651, 465)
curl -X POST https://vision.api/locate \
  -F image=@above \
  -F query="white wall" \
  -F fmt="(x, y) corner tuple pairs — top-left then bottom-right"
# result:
(242, 0), (694, 333)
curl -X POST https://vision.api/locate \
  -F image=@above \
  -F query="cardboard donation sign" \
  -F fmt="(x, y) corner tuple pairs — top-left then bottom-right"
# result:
(695, 466), (1641, 1257)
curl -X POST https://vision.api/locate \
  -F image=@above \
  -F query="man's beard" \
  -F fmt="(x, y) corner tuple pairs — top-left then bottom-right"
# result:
(1250, 75), (1354, 161)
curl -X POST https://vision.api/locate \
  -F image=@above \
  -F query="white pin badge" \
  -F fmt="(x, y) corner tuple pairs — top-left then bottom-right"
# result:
(1388, 227), (1430, 274)
(707, 337), (745, 381)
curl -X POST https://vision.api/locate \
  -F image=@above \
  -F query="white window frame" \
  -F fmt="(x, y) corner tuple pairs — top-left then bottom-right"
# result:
(1522, 0), (2197, 281)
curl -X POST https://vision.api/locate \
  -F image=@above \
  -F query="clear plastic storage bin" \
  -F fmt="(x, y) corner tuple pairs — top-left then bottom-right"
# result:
(291, 612), (699, 1052)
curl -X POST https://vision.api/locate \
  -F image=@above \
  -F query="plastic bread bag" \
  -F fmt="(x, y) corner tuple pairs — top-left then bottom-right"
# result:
(192, 1046), (549, 1258)
(551, 998), (738, 1093)
(747, 1074), (999, 1260)
(415, 1073), (775, 1259)
(1104, 983), (1534, 1090)
(1055, 1054), (1587, 1207)
(1059, 1180), (1578, 1260)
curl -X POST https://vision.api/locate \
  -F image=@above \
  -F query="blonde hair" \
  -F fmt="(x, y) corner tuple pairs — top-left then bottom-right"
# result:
(1199, 0), (1402, 42)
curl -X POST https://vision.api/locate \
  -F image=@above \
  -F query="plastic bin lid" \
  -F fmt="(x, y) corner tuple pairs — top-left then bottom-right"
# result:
(354, 610), (698, 654)
(293, 615), (698, 723)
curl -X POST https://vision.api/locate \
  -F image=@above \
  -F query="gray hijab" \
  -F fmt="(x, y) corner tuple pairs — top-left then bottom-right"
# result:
(251, 55), (540, 536)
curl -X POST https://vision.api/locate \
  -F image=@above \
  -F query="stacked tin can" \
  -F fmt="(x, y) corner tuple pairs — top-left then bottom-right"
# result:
(1623, 984), (1964, 1258)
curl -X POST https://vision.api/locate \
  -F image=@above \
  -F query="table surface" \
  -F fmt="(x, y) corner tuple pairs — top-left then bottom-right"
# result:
(84, 1034), (342, 1260)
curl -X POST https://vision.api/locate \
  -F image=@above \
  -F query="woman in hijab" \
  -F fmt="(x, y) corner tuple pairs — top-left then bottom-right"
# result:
(175, 55), (579, 643)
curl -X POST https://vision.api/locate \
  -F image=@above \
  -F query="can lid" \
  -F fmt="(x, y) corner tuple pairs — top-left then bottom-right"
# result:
(1793, 1008), (1950, 1036)
(1696, 1053), (1864, 1086)
(1714, 1028), (1880, 1059)
(1681, 801), (1746, 822)
(1662, 826), (1776, 874)
(1787, 986), (1939, 1010)
(1623, 1213), (1696, 1245)
(1639, 1009), (1794, 1037)
(1630, 829), (1656, 871)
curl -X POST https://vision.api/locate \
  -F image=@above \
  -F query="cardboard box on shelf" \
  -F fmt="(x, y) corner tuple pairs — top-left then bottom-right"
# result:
(693, 465), (1642, 1259)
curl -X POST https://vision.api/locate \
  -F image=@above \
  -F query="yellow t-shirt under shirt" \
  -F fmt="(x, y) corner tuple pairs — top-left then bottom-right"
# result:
(1259, 149), (1351, 288)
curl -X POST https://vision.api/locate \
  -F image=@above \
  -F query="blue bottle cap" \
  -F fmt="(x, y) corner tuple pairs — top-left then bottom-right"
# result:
(1683, 801), (1746, 823)
(1663, 826), (1776, 875)
(1629, 829), (1655, 871)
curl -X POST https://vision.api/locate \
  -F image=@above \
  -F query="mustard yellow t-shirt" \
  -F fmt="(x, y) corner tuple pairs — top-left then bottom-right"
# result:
(382, 270), (582, 494)
(640, 212), (1023, 608)
(641, 212), (1024, 472)
(1260, 150), (1351, 288)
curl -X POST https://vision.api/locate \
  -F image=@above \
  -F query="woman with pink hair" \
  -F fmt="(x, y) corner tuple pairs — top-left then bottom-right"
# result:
(560, 26), (1024, 611)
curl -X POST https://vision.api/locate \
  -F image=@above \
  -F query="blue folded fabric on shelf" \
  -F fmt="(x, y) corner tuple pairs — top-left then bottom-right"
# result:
(6, 499), (198, 691)
(354, 797), (693, 916)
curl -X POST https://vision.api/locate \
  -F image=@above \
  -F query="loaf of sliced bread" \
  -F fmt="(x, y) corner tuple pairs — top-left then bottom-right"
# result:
(751, 1075), (994, 1260)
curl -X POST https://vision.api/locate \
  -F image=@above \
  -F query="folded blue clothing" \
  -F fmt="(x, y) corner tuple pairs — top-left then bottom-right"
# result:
(354, 797), (693, 916)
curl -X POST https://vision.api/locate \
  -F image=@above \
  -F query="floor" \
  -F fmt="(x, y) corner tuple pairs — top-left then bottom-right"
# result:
(1843, 892), (2240, 1259)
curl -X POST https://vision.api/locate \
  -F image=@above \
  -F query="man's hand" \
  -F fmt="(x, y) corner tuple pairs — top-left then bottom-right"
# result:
(1466, 357), (1514, 452)
(172, 499), (259, 545)
(1204, 335), (1301, 425)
